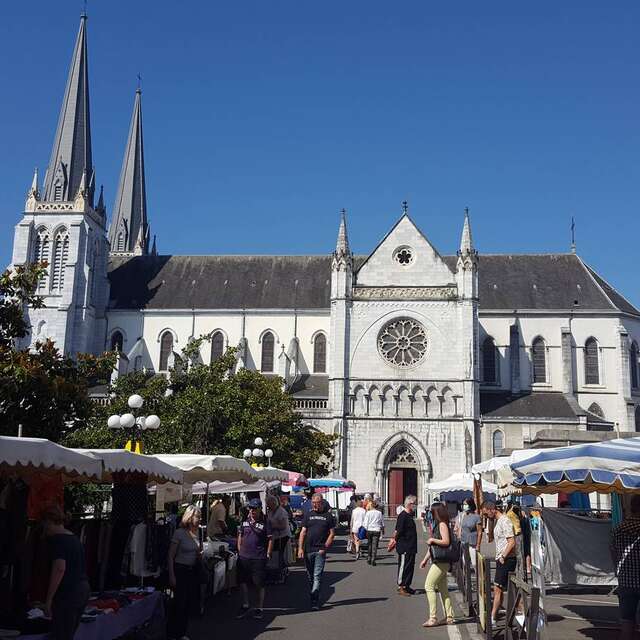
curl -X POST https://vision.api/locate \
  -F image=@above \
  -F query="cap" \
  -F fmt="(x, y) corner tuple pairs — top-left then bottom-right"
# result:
(247, 498), (262, 509)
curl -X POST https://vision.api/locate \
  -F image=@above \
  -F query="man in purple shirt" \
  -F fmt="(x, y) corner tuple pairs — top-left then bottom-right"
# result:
(237, 498), (273, 620)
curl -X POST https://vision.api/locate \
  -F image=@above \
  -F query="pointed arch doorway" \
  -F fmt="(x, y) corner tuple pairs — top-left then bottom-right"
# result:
(385, 442), (418, 516)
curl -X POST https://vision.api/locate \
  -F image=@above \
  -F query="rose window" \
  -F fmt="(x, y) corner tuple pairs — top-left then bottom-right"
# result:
(378, 318), (428, 367)
(393, 246), (414, 266)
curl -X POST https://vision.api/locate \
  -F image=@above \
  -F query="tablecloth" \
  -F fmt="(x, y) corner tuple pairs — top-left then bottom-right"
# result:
(19, 591), (164, 640)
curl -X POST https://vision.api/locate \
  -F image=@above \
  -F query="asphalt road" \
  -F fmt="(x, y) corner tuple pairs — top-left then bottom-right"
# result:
(190, 530), (479, 640)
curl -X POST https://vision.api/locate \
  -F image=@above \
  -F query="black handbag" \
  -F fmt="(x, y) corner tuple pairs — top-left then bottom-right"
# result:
(430, 524), (461, 563)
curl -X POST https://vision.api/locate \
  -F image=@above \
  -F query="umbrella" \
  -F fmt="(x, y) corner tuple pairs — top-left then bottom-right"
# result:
(308, 477), (356, 489)
(74, 449), (183, 484)
(511, 436), (640, 495)
(425, 472), (497, 494)
(0, 436), (102, 482)
(251, 466), (289, 483)
(153, 453), (257, 484)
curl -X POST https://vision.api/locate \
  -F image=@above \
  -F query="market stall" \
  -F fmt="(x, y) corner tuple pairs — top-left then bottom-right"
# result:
(0, 437), (178, 640)
(152, 453), (257, 484)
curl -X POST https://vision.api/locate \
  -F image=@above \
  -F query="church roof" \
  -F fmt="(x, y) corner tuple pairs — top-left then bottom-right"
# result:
(480, 392), (581, 420)
(107, 253), (639, 315)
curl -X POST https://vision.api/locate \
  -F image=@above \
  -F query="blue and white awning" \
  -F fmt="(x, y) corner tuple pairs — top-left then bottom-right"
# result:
(511, 436), (640, 494)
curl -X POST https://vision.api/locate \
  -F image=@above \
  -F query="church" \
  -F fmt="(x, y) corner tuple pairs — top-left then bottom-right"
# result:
(10, 16), (640, 508)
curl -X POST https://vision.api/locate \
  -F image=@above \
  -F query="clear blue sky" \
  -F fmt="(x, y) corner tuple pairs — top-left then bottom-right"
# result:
(1, 1), (638, 303)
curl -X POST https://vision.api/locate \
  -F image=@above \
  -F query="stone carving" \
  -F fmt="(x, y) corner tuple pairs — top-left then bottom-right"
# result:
(378, 318), (428, 367)
(353, 286), (457, 301)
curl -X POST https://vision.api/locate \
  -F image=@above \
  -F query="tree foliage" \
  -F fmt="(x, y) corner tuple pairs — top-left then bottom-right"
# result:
(0, 264), (115, 440)
(66, 345), (337, 477)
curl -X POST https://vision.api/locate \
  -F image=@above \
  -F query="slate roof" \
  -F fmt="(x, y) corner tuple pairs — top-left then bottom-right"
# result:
(107, 253), (639, 315)
(480, 392), (581, 420)
(289, 374), (329, 398)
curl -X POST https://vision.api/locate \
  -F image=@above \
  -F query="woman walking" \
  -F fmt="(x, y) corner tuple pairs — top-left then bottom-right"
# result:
(363, 500), (384, 565)
(168, 505), (203, 640)
(267, 495), (290, 578)
(420, 503), (455, 627)
(41, 505), (91, 640)
(349, 499), (366, 560)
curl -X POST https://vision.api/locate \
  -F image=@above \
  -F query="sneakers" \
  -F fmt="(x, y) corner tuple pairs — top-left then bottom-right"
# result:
(236, 605), (250, 619)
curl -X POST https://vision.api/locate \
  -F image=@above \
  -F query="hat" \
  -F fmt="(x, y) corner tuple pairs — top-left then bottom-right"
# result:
(247, 498), (262, 509)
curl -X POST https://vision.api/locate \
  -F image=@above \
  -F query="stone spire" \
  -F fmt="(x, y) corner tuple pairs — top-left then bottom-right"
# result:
(109, 88), (149, 255)
(332, 208), (352, 270)
(43, 15), (94, 205)
(459, 206), (474, 255)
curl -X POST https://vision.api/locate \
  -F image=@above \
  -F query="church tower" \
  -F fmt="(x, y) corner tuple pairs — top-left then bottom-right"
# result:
(10, 15), (109, 356)
(108, 87), (151, 255)
(329, 210), (353, 476)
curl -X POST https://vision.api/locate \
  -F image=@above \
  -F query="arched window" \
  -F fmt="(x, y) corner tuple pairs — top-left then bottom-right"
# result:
(313, 334), (327, 373)
(261, 331), (274, 372)
(630, 342), (639, 390)
(159, 331), (174, 371)
(635, 406), (640, 433)
(210, 331), (224, 363)
(587, 402), (605, 419)
(482, 336), (497, 383)
(51, 229), (69, 291)
(33, 228), (50, 289)
(492, 430), (504, 456)
(584, 338), (600, 385)
(532, 337), (546, 384)
(110, 331), (124, 352)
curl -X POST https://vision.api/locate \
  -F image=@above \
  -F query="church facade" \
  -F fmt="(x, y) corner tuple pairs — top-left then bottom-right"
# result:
(10, 17), (640, 508)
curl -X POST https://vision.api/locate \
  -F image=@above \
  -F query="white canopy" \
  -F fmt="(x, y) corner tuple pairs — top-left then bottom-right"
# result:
(0, 436), (102, 482)
(425, 472), (497, 494)
(191, 479), (281, 495)
(471, 449), (545, 475)
(74, 449), (183, 484)
(153, 453), (257, 483)
(251, 466), (289, 483)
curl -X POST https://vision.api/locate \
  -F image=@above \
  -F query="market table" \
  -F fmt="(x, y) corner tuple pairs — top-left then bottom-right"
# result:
(18, 591), (164, 640)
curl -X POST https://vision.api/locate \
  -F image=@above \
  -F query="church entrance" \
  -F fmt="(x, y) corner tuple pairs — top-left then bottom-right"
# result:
(384, 442), (419, 517)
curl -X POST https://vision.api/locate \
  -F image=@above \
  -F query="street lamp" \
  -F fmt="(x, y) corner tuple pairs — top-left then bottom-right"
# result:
(243, 437), (274, 468)
(108, 394), (160, 452)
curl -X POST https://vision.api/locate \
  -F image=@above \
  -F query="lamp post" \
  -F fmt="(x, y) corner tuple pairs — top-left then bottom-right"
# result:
(243, 437), (274, 468)
(107, 394), (160, 452)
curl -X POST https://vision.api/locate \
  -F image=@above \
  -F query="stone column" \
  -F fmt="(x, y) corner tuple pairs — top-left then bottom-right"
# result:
(560, 326), (574, 394)
(510, 323), (521, 394)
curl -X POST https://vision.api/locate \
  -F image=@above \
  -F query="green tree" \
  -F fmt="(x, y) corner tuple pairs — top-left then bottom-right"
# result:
(66, 342), (337, 477)
(0, 264), (115, 440)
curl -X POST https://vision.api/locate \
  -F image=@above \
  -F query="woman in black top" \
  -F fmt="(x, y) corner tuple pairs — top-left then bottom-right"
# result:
(40, 504), (90, 640)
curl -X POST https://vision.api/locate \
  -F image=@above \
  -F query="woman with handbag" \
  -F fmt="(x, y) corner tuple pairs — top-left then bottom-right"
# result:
(167, 505), (203, 640)
(419, 503), (455, 627)
(349, 499), (366, 560)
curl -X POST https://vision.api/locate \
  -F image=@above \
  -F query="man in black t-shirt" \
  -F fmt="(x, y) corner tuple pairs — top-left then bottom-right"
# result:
(298, 494), (336, 610)
(389, 495), (418, 595)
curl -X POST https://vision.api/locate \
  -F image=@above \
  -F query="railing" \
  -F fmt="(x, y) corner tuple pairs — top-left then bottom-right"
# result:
(505, 575), (541, 640)
(476, 552), (495, 639)
(453, 543), (475, 618)
(293, 398), (328, 410)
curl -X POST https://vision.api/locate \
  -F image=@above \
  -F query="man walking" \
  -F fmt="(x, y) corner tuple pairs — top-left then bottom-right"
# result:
(610, 495), (640, 640)
(389, 495), (418, 596)
(483, 501), (516, 626)
(298, 493), (336, 610)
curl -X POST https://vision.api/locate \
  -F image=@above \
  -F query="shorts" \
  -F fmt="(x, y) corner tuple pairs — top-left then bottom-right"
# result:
(493, 556), (517, 590)
(618, 587), (640, 622)
(238, 557), (267, 588)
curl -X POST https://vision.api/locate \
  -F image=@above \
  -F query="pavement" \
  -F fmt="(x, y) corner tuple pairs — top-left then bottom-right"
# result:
(188, 527), (628, 640)
(189, 528), (482, 640)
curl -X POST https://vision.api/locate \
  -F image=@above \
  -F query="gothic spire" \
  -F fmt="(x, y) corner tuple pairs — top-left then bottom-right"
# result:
(109, 88), (149, 255)
(43, 15), (94, 205)
(332, 208), (352, 270)
(459, 206), (474, 254)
